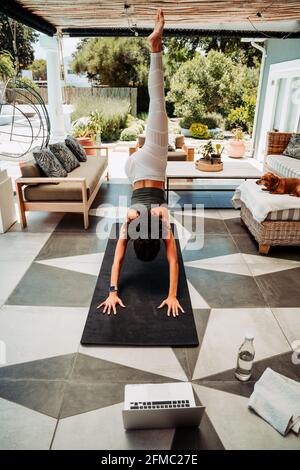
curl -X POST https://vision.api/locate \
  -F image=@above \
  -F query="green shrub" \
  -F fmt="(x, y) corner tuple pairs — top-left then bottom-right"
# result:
(202, 112), (224, 130)
(189, 123), (209, 139)
(120, 126), (140, 141)
(227, 94), (256, 134)
(0, 52), (14, 81)
(71, 95), (130, 142)
(179, 115), (200, 129)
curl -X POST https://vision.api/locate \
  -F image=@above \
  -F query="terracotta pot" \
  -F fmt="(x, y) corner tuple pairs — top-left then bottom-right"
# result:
(75, 137), (96, 156)
(227, 139), (246, 158)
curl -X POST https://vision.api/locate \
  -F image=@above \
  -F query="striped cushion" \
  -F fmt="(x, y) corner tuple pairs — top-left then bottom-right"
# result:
(266, 154), (300, 178)
(266, 208), (300, 221)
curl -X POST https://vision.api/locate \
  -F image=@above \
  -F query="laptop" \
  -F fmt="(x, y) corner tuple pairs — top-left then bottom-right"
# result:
(122, 382), (205, 430)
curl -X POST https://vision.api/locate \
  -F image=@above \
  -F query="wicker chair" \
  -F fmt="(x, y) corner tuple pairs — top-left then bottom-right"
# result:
(241, 131), (300, 255)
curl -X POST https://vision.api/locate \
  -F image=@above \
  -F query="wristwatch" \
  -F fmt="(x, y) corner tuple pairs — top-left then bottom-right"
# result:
(109, 285), (118, 293)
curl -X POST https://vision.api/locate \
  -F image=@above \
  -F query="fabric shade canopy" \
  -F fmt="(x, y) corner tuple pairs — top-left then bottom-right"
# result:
(1, 0), (300, 37)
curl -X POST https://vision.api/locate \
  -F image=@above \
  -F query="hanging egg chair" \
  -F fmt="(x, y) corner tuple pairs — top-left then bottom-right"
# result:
(0, 77), (50, 159)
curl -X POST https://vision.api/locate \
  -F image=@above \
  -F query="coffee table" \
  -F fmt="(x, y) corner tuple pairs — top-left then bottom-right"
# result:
(165, 160), (262, 206)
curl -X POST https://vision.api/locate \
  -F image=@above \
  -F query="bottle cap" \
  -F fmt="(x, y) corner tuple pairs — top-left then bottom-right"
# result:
(245, 333), (254, 341)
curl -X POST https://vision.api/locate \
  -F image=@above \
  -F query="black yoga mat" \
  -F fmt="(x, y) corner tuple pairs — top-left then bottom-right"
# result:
(81, 223), (199, 347)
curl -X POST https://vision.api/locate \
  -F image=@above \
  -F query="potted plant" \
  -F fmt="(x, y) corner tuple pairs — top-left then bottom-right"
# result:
(195, 140), (224, 172)
(72, 112), (102, 156)
(227, 127), (246, 158)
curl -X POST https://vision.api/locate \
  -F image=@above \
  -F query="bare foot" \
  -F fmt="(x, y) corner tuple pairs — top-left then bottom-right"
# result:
(147, 8), (165, 52)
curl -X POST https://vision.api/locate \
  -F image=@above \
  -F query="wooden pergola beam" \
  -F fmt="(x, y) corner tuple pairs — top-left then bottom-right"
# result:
(62, 27), (300, 39)
(0, 0), (56, 35)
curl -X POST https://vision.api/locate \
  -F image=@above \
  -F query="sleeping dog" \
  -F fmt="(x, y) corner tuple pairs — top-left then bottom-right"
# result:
(256, 172), (300, 197)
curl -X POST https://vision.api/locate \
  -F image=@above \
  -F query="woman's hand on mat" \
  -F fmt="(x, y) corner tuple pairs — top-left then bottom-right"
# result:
(157, 296), (184, 318)
(97, 293), (126, 315)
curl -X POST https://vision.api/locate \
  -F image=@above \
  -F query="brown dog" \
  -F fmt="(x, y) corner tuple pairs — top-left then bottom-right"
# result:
(256, 172), (300, 197)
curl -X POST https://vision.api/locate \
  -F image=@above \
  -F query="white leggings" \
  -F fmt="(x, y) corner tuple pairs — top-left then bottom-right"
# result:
(125, 51), (168, 184)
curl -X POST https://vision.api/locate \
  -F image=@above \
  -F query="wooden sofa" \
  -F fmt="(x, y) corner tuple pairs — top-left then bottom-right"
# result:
(129, 134), (195, 161)
(15, 146), (108, 229)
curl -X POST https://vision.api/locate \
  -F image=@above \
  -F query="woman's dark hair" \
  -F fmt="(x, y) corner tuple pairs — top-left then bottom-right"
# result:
(133, 238), (161, 262)
(128, 210), (166, 262)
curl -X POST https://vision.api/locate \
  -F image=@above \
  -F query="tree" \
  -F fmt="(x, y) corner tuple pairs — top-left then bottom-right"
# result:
(29, 59), (47, 80)
(166, 49), (259, 125)
(0, 14), (38, 70)
(71, 37), (149, 86)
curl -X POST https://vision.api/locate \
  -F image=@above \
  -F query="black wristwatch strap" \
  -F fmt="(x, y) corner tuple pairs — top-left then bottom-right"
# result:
(109, 286), (118, 293)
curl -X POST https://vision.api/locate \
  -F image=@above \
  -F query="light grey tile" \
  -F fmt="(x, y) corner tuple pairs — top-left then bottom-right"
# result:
(192, 308), (291, 380)
(52, 402), (174, 450)
(193, 384), (300, 450)
(0, 306), (88, 365)
(0, 397), (56, 450)
(0, 232), (51, 261)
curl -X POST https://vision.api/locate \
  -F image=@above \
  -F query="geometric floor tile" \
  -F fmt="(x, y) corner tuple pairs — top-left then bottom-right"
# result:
(185, 253), (252, 276)
(194, 351), (300, 399)
(218, 209), (241, 220)
(171, 411), (225, 450)
(183, 234), (239, 262)
(58, 353), (180, 418)
(0, 377), (65, 419)
(0, 397), (56, 450)
(185, 267), (266, 308)
(89, 206), (128, 219)
(35, 232), (108, 262)
(272, 308), (300, 348)
(192, 308), (291, 380)
(52, 402), (175, 450)
(0, 232), (51, 262)
(36, 252), (104, 276)
(193, 384), (300, 450)
(243, 254), (300, 276)
(187, 280), (210, 308)
(255, 267), (300, 308)
(172, 309), (211, 381)
(0, 306), (88, 365)
(0, 260), (33, 306)
(79, 345), (188, 381)
(5, 263), (97, 307)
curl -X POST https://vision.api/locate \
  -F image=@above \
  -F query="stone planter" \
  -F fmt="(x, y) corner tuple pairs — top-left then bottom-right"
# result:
(75, 137), (96, 156)
(227, 139), (246, 158)
(180, 127), (192, 137)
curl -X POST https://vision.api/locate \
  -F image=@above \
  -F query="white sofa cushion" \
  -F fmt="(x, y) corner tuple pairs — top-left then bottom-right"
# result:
(266, 154), (300, 178)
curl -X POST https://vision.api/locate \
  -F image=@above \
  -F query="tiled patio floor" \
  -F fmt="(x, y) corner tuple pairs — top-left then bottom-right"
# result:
(0, 169), (300, 449)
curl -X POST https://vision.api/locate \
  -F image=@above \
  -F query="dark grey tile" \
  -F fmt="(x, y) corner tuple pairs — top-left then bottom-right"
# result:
(224, 217), (250, 236)
(0, 378), (65, 418)
(185, 267), (266, 308)
(255, 268), (300, 307)
(0, 354), (76, 380)
(54, 214), (114, 235)
(36, 232), (108, 261)
(91, 182), (132, 208)
(233, 234), (300, 261)
(173, 213), (229, 235)
(183, 235), (238, 262)
(60, 381), (124, 418)
(171, 412), (224, 450)
(6, 263), (97, 307)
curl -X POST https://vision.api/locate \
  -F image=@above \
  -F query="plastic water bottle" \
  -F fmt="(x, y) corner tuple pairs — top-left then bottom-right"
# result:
(235, 334), (255, 382)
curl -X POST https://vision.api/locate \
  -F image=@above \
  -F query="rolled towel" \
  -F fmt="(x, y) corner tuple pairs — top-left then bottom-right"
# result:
(248, 368), (300, 436)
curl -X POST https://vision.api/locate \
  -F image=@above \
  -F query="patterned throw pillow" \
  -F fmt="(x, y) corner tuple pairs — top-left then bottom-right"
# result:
(283, 133), (300, 160)
(49, 142), (80, 172)
(65, 135), (87, 162)
(33, 148), (67, 177)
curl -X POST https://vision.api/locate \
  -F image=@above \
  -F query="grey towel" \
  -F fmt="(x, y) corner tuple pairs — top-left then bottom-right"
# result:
(248, 368), (300, 436)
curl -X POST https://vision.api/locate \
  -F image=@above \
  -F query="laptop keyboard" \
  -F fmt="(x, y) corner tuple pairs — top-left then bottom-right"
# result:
(129, 400), (191, 410)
